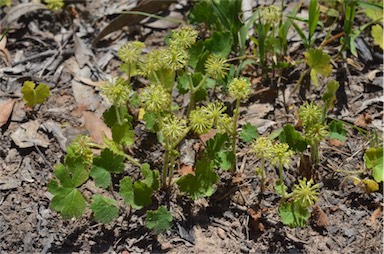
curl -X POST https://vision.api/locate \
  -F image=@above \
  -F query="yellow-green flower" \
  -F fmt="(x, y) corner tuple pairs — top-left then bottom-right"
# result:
(170, 26), (198, 49)
(189, 106), (213, 134)
(45, 0), (64, 11)
(164, 47), (188, 71)
(216, 114), (233, 134)
(299, 102), (322, 128)
(205, 54), (229, 79)
(118, 41), (145, 64)
(261, 5), (282, 24)
(161, 114), (188, 141)
(305, 123), (328, 144)
(138, 49), (163, 77)
(205, 101), (227, 123)
(251, 137), (274, 160)
(68, 135), (94, 165)
(101, 77), (131, 107)
(292, 178), (319, 208)
(228, 78), (252, 100)
(271, 142), (294, 167)
(140, 84), (171, 113)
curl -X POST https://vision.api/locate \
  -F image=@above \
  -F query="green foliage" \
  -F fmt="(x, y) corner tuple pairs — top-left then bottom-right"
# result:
(90, 195), (119, 223)
(90, 148), (125, 189)
(21, 81), (50, 107)
(364, 147), (383, 182)
(44, 0), (64, 11)
(279, 124), (308, 152)
(205, 133), (234, 171)
(119, 163), (159, 209)
(145, 206), (173, 234)
(103, 105), (135, 146)
(371, 24), (384, 49)
(240, 123), (259, 143)
(177, 158), (219, 200)
(304, 48), (332, 87)
(278, 200), (311, 228)
(328, 120), (347, 142)
(50, 188), (86, 219)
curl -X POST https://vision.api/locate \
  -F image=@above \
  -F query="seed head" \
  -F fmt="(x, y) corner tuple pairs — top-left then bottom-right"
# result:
(292, 178), (319, 208)
(140, 84), (171, 113)
(205, 54), (229, 79)
(228, 78), (252, 100)
(101, 77), (131, 107)
(118, 41), (145, 64)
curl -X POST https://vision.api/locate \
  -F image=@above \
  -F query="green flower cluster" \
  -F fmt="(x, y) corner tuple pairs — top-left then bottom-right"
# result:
(161, 114), (188, 142)
(45, 0), (64, 11)
(292, 178), (319, 207)
(260, 5), (282, 24)
(205, 54), (230, 79)
(140, 84), (171, 113)
(68, 135), (94, 165)
(251, 137), (273, 159)
(170, 26), (198, 49)
(299, 102), (328, 144)
(101, 77), (132, 107)
(228, 78), (252, 100)
(271, 142), (295, 167)
(118, 41), (145, 64)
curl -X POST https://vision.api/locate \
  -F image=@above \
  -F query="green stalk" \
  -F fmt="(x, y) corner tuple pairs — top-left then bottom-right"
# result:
(231, 98), (241, 173)
(167, 150), (177, 189)
(260, 157), (266, 193)
(162, 139), (170, 189)
(123, 153), (142, 168)
(115, 105), (122, 125)
(279, 162), (285, 201)
(189, 74), (208, 112)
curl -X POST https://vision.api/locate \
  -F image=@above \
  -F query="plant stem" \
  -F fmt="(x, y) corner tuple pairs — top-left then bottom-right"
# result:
(162, 139), (170, 190)
(231, 98), (241, 173)
(115, 105), (122, 125)
(261, 157), (266, 193)
(279, 162), (285, 201)
(189, 74), (208, 112)
(123, 154), (141, 168)
(167, 150), (177, 189)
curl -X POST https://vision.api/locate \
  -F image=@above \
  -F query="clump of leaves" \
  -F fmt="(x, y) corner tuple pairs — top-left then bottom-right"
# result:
(21, 81), (50, 108)
(145, 206), (173, 234)
(44, 0), (64, 11)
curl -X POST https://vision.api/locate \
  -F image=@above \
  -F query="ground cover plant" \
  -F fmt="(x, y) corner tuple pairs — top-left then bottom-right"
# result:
(0, 0), (383, 253)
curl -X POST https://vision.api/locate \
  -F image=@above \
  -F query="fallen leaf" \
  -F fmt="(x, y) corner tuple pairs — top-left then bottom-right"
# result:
(368, 206), (383, 227)
(0, 2), (47, 27)
(178, 163), (194, 176)
(311, 205), (329, 227)
(41, 121), (67, 151)
(72, 79), (101, 111)
(75, 76), (104, 88)
(328, 138), (345, 147)
(366, 69), (381, 81)
(199, 129), (217, 145)
(82, 111), (112, 144)
(0, 99), (16, 127)
(354, 113), (372, 128)
(10, 120), (50, 148)
(0, 35), (11, 66)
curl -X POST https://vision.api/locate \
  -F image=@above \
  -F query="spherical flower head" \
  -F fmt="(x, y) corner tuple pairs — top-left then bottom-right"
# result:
(189, 106), (214, 134)
(216, 114), (233, 134)
(68, 135), (94, 165)
(161, 114), (188, 142)
(205, 54), (229, 79)
(271, 142), (295, 167)
(205, 101), (227, 124)
(292, 178), (319, 208)
(305, 123), (328, 144)
(118, 41), (145, 64)
(45, 0), (64, 11)
(228, 78), (252, 100)
(101, 77), (131, 107)
(163, 46), (188, 71)
(251, 137), (274, 160)
(138, 49), (163, 77)
(299, 101), (322, 128)
(261, 5), (282, 24)
(170, 26), (198, 49)
(140, 84), (171, 113)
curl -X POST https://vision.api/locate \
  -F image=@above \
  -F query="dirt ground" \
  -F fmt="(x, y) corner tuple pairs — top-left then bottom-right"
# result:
(0, 0), (383, 253)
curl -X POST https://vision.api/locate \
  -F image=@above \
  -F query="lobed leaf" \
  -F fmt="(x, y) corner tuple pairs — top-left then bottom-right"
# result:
(21, 81), (50, 107)
(90, 194), (119, 223)
(364, 147), (383, 182)
(327, 120), (347, 142)
(278, 200), (310, 228)
(90, 166), (111, 189)
(279, 124), (307, 152)
(50, 188), (86, 219)
(240, 123), (259, 143)
(93, 148), (125, 173)
(145, 206), (173, 234)
(305, 49), (332, 87)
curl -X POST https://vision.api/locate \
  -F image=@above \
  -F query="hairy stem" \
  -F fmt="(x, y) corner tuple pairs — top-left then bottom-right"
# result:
(231, 98), (241, 173)
(162, 139), (170, 190)
(279, 162), (285, 201)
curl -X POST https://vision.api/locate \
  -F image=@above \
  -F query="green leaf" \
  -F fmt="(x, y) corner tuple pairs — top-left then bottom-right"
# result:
(205, 31), (232, 58)
(119, 177), (138, 209)
(90, 194), (119, 223)
(47, 179), (61, 195)
(50, 188), (86, 219)
(364, 147), (383, 182)
(371, 24), (384, 50)
(177, 158), (219, 200)
(205, 133), (233, 170)
(133, 181), (153, 207)
(240, 123), (259, 143)
(279, 124), (308, 152)
(143, 111), (157, 132)
(327, 120), (347, 142)
(111, 122), (135, 146)
(304, 48), (332, 87)
(278, 200), (310, 228)
(322, 79), (340, 110)
(140, 163), (160, 190)
(102, 135), (125, 157)
(54, 157), (89, 188)
(275, 180), (288, 196)
(145, 206), (173, 234)
(90, 166), (111, 189)
(21, 81), (50, 107)
(217, 151), (235, 171)
(176, 73), (191, 94)
(103, 105), (132, 128)
(93, 148), (125, 173)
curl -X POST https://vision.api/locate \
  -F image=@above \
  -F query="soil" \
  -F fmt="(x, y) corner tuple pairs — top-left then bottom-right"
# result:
(0, 0), (383, 253)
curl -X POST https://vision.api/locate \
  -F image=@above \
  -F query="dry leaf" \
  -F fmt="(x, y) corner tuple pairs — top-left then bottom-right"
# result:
(328, 138), (345, 147)
(0, 99), (16, 128)
(0, 2), (47, 26)
(0, 35), (11, 66)
(298, 154), (312, 179)
(82, 111), (112, 144)
(311, 205), (329, 227)
(10, 120), (50, 148)
(199, 129), (217, 145)
(75, 76), (104, 88)
(354, 113), (372, 128)
(177, 163), (194, 176)
(368, 206), (383, 227)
